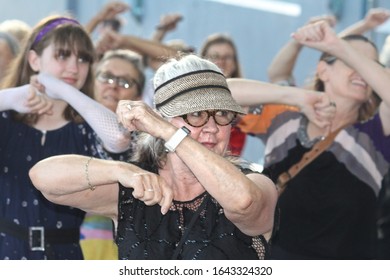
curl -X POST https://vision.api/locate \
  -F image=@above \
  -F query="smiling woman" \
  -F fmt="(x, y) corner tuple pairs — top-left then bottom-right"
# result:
(227, 20), (390, 260)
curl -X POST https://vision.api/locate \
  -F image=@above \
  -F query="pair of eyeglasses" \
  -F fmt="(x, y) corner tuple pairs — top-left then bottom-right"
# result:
(206, 54), (235, 62)
(96, 72), (139, 89)
(322, 55), (385, 68)
(181, 110), (236, 127)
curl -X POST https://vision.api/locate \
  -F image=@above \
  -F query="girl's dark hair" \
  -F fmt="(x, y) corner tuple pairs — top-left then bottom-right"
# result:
(314, 34), (381, 121)
(1, 15), (96, 125)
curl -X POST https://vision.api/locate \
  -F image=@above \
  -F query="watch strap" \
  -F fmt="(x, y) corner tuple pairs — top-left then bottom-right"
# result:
(164, 126), (190, 152)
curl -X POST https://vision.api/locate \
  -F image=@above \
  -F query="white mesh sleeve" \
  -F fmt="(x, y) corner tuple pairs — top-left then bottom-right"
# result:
(38, 73), (131, 153)
(0, 85), (31, 112)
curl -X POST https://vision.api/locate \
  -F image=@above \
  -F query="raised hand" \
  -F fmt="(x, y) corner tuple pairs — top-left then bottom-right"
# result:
(363, 8), (390, 29)
(299, 90), (336, 131)
(291, 20), (339, 54)
(156, 13), (183, 31)
(24, 86), (54, 115)
(97, 1), (130, 21)
(116, 100), (168, 139)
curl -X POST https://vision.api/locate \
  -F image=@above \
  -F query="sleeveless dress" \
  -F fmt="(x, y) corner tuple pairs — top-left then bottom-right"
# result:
(0, 111), (107, 259)
(116, 165), (269, 260)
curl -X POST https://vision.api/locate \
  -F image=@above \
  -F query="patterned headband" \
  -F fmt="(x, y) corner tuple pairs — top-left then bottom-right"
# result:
(33, 17), (80, 46)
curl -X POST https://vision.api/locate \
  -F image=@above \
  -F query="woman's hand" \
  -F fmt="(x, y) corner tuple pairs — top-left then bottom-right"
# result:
(97, 1), (130, 21)
(363, 8), (390, 30)
(116, 100), (171, 139)
(299, 91), (336, 130)
(24, 86), (54, 115)
(11, 75), (53, 115)
(95, 30), (122, 56)
(292, 20), (339, 55)
(118, 164), (173, 215)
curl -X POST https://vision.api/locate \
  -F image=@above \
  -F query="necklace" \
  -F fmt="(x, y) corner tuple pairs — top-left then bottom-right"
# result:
(297, 117), (325, 148)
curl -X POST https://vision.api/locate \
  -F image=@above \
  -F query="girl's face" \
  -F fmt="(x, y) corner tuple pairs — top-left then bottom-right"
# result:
(322, 40), (378, 103)
(204, 43), (236, 78)
(94, 58), (141, 112)
(29, 43), (90, 90)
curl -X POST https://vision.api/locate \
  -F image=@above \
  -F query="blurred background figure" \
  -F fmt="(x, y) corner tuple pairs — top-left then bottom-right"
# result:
(0, 19), (31, 45)
(80, 49), (145, 260)
(0, 32), (19, 82)
(200, 33), (246, 156)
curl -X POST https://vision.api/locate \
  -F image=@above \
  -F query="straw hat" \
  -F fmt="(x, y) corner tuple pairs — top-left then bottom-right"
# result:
(154, 68), (245, 117)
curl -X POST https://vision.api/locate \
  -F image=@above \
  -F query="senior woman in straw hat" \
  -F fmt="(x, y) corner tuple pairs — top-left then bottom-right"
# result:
(29, 54), (278, 260)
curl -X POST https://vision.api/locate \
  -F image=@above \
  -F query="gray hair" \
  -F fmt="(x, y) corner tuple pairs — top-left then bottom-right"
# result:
(0, 32), (20, 56)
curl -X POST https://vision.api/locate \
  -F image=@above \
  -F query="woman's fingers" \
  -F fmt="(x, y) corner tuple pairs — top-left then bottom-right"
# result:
(129, 172), (173, 215)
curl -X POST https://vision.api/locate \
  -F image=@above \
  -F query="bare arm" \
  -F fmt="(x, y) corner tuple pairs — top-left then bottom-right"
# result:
(267, 40), (302, 84)
(268, 9), (390, 87)
(151, 13), (183, 42)
(95, 30), (178, 61)
(267, 15), (336, 86)
(29, 154), (174, 221)
(293, 20), (390, 135)
(175, 137), (278, 237)
(116, 100), (277, 236)
(338, 8), (390, 37)
(228, 78), (335, 129)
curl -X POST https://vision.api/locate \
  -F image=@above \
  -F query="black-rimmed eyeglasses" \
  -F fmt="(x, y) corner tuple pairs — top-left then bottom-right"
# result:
(181, 110), (236, 127)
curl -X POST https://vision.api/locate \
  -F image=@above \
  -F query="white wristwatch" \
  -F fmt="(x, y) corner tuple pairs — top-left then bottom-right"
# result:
(164, 126), (191, 152)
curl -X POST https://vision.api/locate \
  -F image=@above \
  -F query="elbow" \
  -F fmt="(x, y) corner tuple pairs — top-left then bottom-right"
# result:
(29, 165), (44, 192)
(29, 166), (63, 203)
(104, 133), (132, 153)
(226, 180), (278, 236)
(226, 192), (258, 221)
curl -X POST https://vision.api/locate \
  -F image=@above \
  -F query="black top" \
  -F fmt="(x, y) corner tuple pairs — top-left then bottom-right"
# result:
(259, 112), (389, 260)
(115, 165), (269, 260)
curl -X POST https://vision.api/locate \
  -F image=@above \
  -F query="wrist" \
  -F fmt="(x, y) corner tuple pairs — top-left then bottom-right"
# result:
(164, 126), (191, 152)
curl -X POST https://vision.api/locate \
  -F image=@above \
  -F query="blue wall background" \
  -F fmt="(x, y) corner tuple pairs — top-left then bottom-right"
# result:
(1, 0), (389, 163)
(2, 0), (390, 84)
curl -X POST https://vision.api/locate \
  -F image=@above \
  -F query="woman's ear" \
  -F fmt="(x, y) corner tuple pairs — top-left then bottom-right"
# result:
(316, 61), (329, 82)
(28, 50), (40, 72)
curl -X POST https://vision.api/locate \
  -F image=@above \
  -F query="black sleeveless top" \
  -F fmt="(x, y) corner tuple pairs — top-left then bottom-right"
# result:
(115, 165), (269, 260)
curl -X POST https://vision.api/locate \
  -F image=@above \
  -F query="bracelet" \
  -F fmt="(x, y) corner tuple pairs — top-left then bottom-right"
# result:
(164, 126), (191, 152)
(85, 157), (95, 191)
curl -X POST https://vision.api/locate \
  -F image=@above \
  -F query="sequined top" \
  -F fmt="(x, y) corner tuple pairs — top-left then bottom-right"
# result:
(116, 166), (269, 260)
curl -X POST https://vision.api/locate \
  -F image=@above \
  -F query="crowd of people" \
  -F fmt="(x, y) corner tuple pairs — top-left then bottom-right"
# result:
(1, 1), (390, 260)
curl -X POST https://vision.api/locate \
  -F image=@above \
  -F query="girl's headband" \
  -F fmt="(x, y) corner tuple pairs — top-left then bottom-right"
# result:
(33, 17), (80, 46)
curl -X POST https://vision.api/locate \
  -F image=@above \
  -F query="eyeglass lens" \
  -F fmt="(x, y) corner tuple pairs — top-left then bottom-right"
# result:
(97, 72), (137, 89)
(182, 110), (236, 127)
